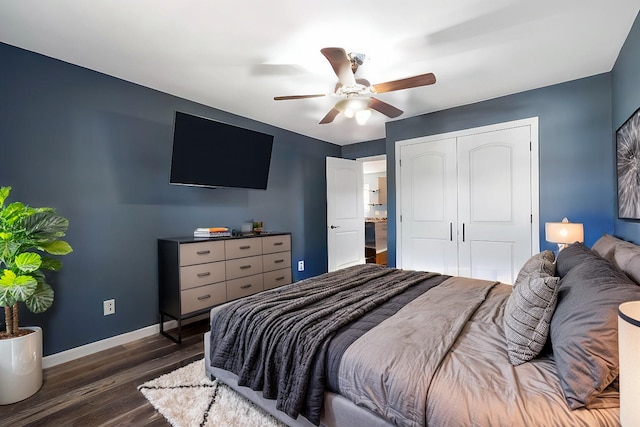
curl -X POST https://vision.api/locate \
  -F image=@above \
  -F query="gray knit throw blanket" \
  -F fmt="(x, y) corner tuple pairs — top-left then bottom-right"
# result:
(209, 264), (440, 424)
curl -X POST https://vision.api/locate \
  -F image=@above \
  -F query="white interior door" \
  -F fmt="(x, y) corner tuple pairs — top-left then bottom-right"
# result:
(457, 126), (532, 283)
(399, 138), (458, 274)
(326, 157), (364, 272)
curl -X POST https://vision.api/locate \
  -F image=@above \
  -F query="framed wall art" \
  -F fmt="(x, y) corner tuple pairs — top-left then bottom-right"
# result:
(617, 106), (640, 219)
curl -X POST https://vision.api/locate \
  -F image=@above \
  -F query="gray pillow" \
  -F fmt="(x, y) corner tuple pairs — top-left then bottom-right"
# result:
(514, 250), (556, 285)
(590, 234), (640, 285)
(611, 240), (640, 285)
(550, 255), (640, 409)
(504, 273), (560, 365)
(555, 242), (594, 277)
(591, 234), (620, 263)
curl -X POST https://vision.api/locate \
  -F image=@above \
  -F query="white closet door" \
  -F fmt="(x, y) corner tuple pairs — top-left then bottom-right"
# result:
(457, 126), (532, 283)
(399, 138), (458, 274)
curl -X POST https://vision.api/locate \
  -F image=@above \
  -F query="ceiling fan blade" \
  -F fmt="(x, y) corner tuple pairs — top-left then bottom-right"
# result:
(319, 107), (341, 124)
(274, 94), (326, 101)
(372, 73), (436, 94)
(369, 97), (403, 118)
(321, 47), (357, 87)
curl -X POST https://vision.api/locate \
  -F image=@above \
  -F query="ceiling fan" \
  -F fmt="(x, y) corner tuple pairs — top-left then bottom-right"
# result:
(274, 47), (436, 125)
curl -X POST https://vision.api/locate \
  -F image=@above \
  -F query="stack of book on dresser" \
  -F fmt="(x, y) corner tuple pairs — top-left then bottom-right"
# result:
(193, 227), (231, 238)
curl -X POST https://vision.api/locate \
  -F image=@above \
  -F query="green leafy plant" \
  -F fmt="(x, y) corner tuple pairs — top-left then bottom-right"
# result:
(0, 186), (72, 338)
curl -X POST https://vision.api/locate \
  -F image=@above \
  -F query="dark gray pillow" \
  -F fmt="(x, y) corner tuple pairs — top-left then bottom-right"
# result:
(612, 241), (640, 285)
(550, 256), (640, 409)
(591, 234), (620, 263)
(504, 273), (560, 365)
(555, 242), (597, 277)
(590, 234), (640, 285)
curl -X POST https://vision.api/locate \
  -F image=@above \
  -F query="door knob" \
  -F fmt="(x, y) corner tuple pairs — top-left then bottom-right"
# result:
(330, 225), (340, 229)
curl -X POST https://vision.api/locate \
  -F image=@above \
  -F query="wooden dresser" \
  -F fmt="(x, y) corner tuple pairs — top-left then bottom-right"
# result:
(158, 233), (292, 342)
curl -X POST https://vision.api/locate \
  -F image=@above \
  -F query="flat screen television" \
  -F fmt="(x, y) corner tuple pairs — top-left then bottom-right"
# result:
(169, 111), (274, 190)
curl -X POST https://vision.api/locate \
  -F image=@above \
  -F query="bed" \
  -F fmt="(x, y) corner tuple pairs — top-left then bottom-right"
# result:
(204, 234), (640, 426)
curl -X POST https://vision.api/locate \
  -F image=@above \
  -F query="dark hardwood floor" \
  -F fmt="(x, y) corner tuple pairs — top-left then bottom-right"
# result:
(0, 320), (209, 426)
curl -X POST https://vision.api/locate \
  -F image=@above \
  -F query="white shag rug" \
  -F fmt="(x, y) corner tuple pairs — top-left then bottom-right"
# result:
(138, 359), (286, 427)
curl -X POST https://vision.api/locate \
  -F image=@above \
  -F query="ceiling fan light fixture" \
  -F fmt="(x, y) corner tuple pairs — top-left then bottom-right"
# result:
(275, 47), (435, 125)
(355, 108), (372, 125)
(335, 98), (371, 119)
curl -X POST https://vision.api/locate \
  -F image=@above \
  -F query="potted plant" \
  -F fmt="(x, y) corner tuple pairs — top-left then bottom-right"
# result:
(0, 186), (72, 404)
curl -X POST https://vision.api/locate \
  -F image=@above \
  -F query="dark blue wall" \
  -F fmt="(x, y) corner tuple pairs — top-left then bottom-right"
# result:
(0, 42), (340, 355)
(3, 12), (638, 356)
(383, 74), (614, 266)
(341, 138), (386, 159)
(613, 13), (640, 243)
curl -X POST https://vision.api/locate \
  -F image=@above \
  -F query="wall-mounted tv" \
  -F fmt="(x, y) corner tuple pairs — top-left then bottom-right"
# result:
(170, 111), (274, 190)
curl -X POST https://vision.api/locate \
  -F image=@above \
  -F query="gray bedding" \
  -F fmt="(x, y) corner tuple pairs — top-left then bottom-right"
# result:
(325, 273), (451, 392)
(337, 276), (498, 426)
(339, 277), (620, 427)
(206, 262), (622, 427)
(209, 264), (440, 424)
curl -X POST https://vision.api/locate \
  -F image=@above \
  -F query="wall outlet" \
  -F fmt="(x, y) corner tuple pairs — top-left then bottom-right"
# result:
(298, 260), (305, 272)
(103, 299), (115, 316)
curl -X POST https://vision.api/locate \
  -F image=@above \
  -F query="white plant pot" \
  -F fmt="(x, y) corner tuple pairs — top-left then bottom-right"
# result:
(0, 326), (43, 405)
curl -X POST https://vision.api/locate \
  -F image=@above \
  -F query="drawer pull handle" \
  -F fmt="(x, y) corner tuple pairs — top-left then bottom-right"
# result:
(239, 245), (251, 250)
(197, 250), (211, 255)
(274, 242), (283, 246)
(197, 272), (211, 278)
(197, 294), (211, 301)
(275, 276), (285, 281)
(240, 284), (252, 289)
(274, 259), (284, 263)
(240, 265), (252, 270)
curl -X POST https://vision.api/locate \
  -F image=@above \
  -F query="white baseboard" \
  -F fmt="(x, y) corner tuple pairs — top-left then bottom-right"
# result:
(43, 319), (178, 369)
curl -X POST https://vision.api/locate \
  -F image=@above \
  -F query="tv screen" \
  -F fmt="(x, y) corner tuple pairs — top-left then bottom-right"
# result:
(170, 112), (274, 190)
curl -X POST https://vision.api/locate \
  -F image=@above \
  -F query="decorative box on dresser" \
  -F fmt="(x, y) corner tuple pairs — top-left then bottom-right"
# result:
(158, 232), (291, 342)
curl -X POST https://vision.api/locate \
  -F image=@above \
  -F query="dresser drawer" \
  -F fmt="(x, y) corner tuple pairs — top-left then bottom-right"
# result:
(226, 255), (263, 280)
(159, 233), (292, 343)
(263, 251), (291, 272)
(263, 268), (292, 290)
(179, 240), (225, 266)
(179, 261), (226, 290)
(226, 274), (264, 300)
(225, 238), (262, 259)
(181, 282), (226, 314)
(262, 234), (291, 254)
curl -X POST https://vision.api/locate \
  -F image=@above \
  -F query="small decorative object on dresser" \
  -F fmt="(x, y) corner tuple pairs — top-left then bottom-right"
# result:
(193, 227), (231, 238)
(157, 232), (291, 343)
(252, 221), (263, 234)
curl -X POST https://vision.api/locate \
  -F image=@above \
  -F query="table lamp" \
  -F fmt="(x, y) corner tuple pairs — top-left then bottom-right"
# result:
(545, 217), (584, 251)
(618, 301), (640, 426)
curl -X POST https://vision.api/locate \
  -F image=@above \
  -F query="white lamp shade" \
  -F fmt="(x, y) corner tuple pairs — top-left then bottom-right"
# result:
(545, 219), (584, 244)
(618, 301), (640, 426)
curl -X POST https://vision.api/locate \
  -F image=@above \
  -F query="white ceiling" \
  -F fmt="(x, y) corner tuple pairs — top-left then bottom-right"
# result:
(1, 1), (638, 146)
